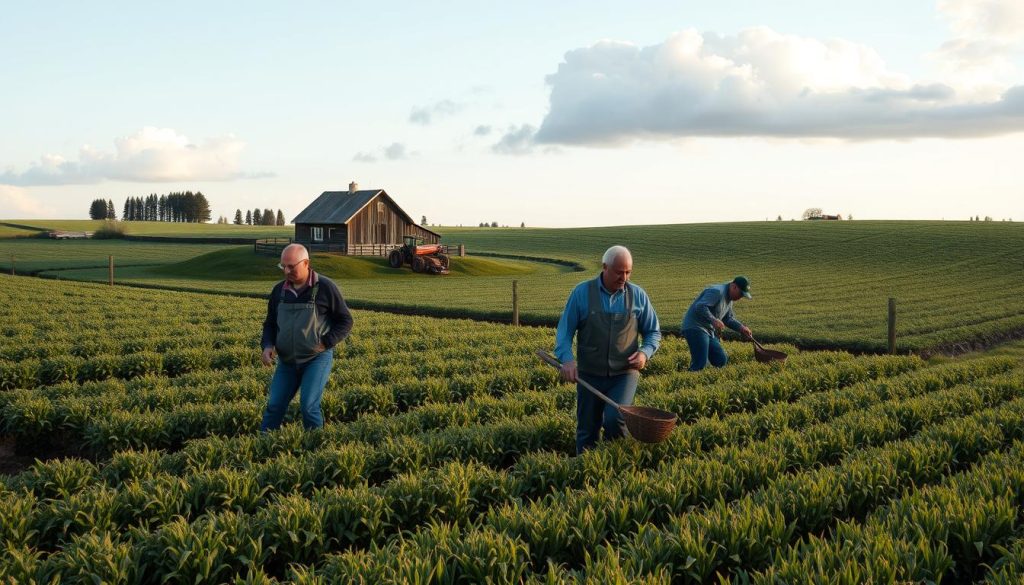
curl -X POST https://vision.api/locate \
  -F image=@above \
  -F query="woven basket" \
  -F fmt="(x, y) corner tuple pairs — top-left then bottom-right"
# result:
(620, 406), (678, 443)
(754, 343), (787, 363)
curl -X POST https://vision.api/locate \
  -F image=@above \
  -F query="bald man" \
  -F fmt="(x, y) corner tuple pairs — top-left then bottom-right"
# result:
(554, 245), (662, 454)
(259, 244), (353, 431)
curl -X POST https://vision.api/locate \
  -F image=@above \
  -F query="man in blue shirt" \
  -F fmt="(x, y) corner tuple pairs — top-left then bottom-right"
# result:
(555, 245), (662, 454)
(680, 276), (753, 371)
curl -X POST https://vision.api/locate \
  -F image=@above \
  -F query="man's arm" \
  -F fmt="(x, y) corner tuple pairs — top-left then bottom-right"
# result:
(636, 289), (662, 359)
(321, 281), (354, 348)
(554, 285), (584, 364)
(261, 284), (281, 351)
(723, 305), (743, 333)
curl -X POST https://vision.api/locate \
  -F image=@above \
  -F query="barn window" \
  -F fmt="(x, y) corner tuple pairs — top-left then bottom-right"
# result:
(377, 201), (385, 214)
(312, 226), (323, 242)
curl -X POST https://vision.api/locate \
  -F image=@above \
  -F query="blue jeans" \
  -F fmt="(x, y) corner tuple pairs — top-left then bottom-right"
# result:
(260, 350), (333, 431)
(576, 370), (639, 454)
(683, 328), (728, 371)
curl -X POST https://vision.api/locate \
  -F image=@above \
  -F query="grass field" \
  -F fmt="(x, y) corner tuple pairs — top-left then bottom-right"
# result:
(23, 220), (1024, 353)
(2, 276), (1024, 582)
(0, 219), (292, 238)
(0, 240), (240, 273)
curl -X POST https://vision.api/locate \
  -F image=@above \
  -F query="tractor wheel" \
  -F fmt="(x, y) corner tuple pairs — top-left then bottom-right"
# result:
(412, 256), (425, 273)
(388, 250), (403, 268)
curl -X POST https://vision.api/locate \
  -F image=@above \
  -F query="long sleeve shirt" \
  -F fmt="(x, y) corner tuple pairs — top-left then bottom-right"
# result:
(554, 274), (661, 364)
(681, 283), (743, 336)
(261, 272), (354, 351)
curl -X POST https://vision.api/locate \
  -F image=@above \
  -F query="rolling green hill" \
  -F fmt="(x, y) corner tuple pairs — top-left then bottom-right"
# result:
(0, 219), (292, 238)
(12, 220), (1024, 353)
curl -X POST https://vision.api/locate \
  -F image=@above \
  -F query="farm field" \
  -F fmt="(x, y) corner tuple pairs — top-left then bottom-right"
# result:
(0, 219), (293, 239)
(2, 276), (1024, 582)
(21, 220), (1024, 353)
(0, 240), (240, 274)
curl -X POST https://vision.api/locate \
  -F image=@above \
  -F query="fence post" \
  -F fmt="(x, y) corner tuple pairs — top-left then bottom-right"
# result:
(512, 280), (519, 326)
(459, 244), (465, 257)
(108, 255), (114, 286)
(887, 297), (896, 354)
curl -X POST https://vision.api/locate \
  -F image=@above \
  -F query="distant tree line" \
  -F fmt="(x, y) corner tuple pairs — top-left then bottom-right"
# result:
(235, 208), (286, 226)
(119, 191), (212, 223)
(88, 198), (117, 220)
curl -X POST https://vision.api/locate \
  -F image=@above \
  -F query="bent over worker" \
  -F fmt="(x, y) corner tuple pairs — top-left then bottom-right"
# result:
(555, 245), (662, 454)
(680, 276), (753, 371)
(260, 243), (353, 431)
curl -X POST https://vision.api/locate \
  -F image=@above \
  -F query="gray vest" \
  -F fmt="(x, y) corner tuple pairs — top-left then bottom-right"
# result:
(577, 278), (639, 377)
(275, 283), (330, 365)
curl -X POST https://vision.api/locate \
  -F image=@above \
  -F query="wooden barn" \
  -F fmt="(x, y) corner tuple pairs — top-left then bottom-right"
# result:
(291, 183), (441, 255)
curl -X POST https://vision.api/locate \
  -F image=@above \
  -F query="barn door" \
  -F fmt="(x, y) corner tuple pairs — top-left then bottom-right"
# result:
(378, 223), (387, 243)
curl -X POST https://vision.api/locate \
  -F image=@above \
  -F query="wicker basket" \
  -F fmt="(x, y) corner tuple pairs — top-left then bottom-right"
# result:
(753, 340), (787, 363)
(620, 405), (678, 443)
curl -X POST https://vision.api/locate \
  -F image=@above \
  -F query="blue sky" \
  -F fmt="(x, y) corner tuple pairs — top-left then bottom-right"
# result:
(2, 1), (1022, 225)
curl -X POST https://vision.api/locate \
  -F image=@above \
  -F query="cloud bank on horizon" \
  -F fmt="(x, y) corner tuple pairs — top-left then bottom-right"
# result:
(0, 127), (271, 186)
(497, 0), (1024, 150)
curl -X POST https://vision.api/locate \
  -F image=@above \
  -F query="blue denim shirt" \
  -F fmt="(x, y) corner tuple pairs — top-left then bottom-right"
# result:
(555, 274), (661, 364)
(681, 283), (744, 336)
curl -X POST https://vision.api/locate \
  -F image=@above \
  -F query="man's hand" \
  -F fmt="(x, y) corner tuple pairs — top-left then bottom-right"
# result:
(712, 319), (725, 333)
(315, 342), (327, 353)
(740, 325), (753, 340)
(560, 360), (578, 383)
(261, 346), (276, 366)
(627, 351), (648, 370)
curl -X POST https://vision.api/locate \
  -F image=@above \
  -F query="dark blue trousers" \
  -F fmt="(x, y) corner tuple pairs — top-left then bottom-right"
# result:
(576, 370), (639, 454)
(683, 328), (728, 371)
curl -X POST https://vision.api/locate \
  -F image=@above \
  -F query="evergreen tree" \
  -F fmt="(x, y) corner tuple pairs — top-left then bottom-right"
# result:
(122, 198), (130, 221)
(234, 209), (243, 225)
(245, 210), (252, 225)
(275, 209), (285, 226)
(88, 199), (107, 220)
(253, 209), (263, 225)
(106, 199), (116, 220)
(263, 208), (275, 226)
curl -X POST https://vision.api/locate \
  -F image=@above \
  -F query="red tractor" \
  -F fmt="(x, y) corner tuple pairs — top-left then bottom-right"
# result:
(388, 235), (450, 275)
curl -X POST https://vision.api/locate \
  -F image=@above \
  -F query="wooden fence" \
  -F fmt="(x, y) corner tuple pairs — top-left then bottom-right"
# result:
(255, 239), (464, 258)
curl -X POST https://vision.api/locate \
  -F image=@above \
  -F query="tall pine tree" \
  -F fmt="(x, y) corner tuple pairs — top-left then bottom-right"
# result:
(245, 210), (252, 225)
(276, 209), (285, 226)
(233, 209), (243, 225)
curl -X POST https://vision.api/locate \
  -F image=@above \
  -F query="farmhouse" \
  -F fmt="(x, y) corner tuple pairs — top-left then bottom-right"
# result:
(292, 182), (440, 254)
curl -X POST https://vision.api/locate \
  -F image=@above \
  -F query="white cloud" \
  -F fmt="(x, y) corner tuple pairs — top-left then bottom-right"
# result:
(526, 25), (1024, 145)
(384, 142), (408, 160)
(409, 99), (464, 125)
(0, 127), (271, 186)
(933, 0), (1024, 93)
(0, 185), (50, 217)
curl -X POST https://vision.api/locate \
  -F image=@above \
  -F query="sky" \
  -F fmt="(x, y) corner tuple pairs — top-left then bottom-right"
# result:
(1, 0), (1022, 227)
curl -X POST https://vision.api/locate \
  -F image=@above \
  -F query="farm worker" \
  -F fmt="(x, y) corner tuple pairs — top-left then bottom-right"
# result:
(555, 245), (662, 454)
(259, 243), (353, 431)
(680, 276), (753, 371)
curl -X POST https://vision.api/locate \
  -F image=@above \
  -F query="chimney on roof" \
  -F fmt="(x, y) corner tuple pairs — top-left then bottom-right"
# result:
(349, 181), (358, 194)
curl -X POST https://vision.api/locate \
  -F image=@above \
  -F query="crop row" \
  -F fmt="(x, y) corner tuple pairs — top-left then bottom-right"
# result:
(6, 380), (1022, 584)
(3, 362), (1019, 581)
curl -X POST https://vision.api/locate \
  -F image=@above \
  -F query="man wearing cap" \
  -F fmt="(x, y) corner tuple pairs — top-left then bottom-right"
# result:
(555, 245), (662, 454)
(680, 276), (753, 371)
(259, 243), (354, 431)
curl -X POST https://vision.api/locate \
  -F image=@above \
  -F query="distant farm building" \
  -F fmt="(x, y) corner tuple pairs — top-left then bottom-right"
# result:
(289, 183), (441, 255)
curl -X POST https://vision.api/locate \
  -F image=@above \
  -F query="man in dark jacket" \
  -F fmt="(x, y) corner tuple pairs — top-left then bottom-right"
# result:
(681, 276), (753, 371)
(260, 244), (353, 431)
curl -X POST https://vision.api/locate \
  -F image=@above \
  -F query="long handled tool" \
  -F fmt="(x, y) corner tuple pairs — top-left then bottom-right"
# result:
(536, 349), (678, 444)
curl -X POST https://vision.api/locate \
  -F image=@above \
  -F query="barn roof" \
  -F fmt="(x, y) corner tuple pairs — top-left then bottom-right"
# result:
(292, 189), (441, 237)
